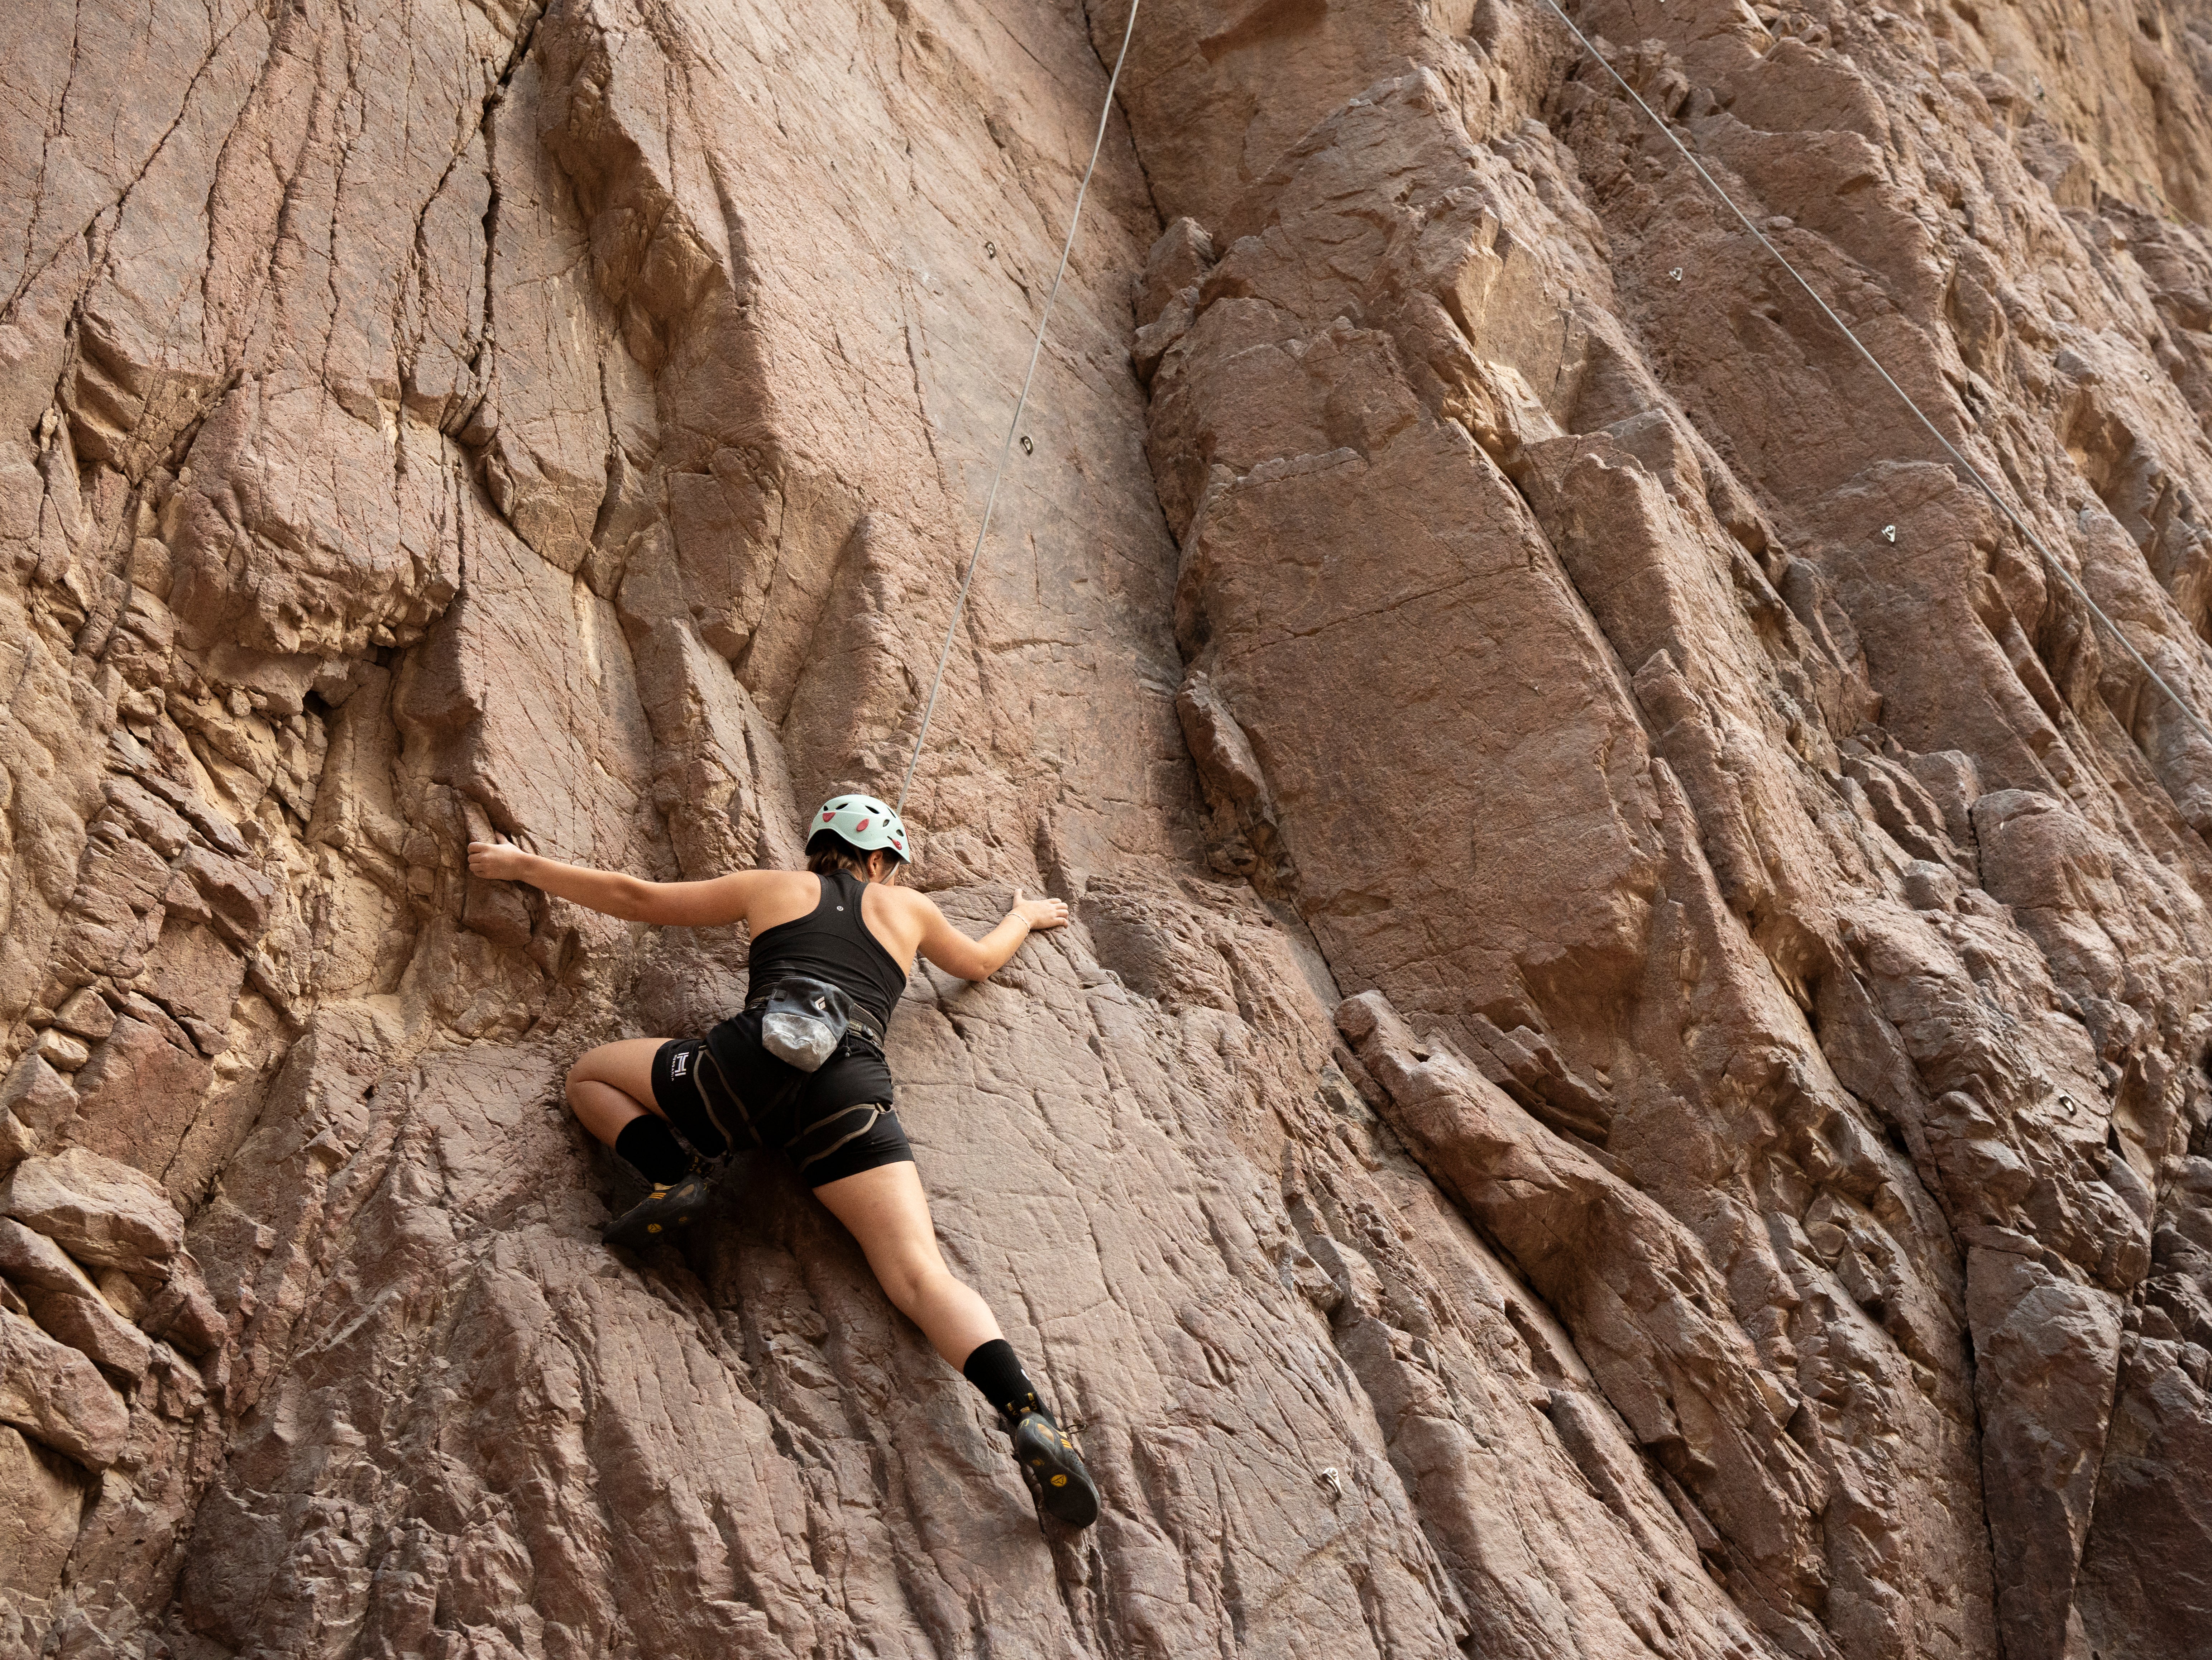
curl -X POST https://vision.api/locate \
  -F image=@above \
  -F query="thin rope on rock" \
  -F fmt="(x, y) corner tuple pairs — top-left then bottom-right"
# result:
(1535, 0), (2212, 751)
(895, 0), (1144, 815)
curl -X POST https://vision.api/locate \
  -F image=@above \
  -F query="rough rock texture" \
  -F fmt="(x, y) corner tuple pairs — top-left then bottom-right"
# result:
(3, 0), (2212, 1654)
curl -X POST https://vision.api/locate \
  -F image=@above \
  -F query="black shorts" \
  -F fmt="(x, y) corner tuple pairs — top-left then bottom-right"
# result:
(651, 1008), (913, 1188)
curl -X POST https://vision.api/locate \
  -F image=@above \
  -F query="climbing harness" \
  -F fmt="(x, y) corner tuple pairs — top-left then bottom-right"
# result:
(894, 2), (1143, 814)
(1536, 0), (2212, 751)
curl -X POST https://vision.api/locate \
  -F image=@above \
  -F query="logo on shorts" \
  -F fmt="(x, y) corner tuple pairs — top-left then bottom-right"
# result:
(670, 1051), (690, 1078)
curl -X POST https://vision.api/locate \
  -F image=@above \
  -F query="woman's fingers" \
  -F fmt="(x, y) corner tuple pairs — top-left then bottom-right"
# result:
(1014, 894), (1070, 931)
(467, 838), (513, 877)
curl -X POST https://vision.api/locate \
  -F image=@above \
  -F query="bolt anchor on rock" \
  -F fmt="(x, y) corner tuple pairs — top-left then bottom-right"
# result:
(1882, 524), (1898, 542)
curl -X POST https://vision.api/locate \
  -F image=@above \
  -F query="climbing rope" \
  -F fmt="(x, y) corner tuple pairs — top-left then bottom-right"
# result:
(1536, 0), (2212, 750)
(894, 1), (1144, 814)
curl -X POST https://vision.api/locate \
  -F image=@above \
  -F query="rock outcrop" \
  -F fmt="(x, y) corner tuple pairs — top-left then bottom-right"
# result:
(3, 0), (2211, 1654)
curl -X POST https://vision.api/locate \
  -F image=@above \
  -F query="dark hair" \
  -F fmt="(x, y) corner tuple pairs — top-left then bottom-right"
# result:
(806, 829), (897, 876)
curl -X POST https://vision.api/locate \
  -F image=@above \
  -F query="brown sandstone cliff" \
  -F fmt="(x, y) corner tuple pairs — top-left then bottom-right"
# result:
(3, 0), (2211, 1655)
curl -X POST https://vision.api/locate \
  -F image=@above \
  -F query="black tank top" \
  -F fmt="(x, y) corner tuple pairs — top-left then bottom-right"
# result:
(746, 870), (910, 1027)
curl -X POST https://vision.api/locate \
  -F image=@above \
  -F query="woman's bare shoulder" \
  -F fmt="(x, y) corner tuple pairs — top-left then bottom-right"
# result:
(739, 868), (822, 930)
(872, 881), (938, 918)
(751, 868), (819, 897)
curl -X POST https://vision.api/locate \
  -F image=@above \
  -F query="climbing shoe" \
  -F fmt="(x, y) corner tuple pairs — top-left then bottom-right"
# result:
(602, 1171), (709, 1249)
(1005, 1407), (1100, 1528)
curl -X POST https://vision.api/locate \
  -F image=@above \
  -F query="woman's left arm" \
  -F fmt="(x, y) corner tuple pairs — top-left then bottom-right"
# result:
(467, 841), (757, 925)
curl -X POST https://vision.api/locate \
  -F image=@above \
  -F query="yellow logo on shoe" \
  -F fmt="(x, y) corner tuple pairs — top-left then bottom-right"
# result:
(647, 1223), (662, 1233)
(1052, 1474), (1068, 1486)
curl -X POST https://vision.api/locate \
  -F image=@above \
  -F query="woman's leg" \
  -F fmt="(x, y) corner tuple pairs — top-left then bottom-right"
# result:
(811, 1161), (1003, 1365)
(566, 1038), (669, 1147)
(574, 1039), (714, 1245)
(814, 1158), (1101, 1525)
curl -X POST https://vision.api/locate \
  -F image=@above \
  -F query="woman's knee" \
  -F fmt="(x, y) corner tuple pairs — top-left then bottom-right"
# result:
(563, 1052), (605, 1111)
(878, 1253), (957, 1314)
(568, 1039), (658, 1107)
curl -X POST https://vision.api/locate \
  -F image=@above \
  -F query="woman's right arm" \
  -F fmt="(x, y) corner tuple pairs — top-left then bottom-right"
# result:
(915, 890), (1069, 981)
(466, 841), (758, 926)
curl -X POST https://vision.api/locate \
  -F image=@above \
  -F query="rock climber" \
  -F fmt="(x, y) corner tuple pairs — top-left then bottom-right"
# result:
(465, 795), (1099, 1528)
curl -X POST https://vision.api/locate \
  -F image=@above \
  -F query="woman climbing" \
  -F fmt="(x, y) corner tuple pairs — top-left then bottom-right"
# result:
(465, 794), (1100, 1528)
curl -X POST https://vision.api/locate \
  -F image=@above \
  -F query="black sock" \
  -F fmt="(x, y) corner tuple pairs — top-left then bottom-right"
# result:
(962, 1338), (1043, 1420)
(613, 1115), (689, 1185)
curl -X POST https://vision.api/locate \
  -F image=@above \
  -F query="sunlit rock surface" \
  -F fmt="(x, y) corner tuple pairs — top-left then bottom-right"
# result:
(3, 0), (2211, 1654)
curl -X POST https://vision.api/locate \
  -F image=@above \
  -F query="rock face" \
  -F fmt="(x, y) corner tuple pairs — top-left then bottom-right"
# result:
(2, 0), (2211, 1653)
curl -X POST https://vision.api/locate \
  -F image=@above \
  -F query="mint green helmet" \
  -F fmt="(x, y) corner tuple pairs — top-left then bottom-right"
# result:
(808, 794), (910, 862)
